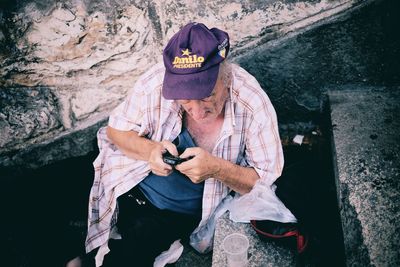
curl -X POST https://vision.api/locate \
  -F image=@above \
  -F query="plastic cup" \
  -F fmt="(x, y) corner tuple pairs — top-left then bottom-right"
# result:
(222, 233), (249, 267)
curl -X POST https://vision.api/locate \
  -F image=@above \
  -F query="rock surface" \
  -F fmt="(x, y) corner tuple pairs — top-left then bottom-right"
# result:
(0, 87), (61, 149)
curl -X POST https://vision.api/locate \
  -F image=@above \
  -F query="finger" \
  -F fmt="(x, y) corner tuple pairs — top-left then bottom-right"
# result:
(174, 163), (184, 172)
(152, 165), (173, 176)
(175, 157), (194, 172)
(161, 140), (179, 156)
(153, 170), (171, 176)
(179, 147), (199, 159)
(157, 157), (173, 171)
(151, 156), (172, 171)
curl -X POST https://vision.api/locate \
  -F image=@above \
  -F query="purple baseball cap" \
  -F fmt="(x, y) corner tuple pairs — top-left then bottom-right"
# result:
(162, 22), (230, 100)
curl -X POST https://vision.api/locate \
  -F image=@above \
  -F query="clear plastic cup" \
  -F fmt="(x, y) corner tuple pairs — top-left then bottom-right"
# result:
(222, 233), (249, 267)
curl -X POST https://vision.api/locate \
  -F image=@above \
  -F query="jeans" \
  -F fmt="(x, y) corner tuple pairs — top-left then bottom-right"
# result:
(101, 186), (201, 267)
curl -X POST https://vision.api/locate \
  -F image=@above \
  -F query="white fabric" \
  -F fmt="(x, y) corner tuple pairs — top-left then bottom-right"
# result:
(153, 240), (184, 267)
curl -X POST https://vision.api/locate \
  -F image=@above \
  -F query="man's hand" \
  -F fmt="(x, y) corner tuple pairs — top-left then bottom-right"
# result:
(175, 147), (220, 183)
(148, 140), (178, 176)
(176, 147), (260, 194)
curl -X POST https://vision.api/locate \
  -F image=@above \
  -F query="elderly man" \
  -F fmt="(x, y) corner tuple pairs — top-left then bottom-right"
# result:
(80, 22), (283, 267)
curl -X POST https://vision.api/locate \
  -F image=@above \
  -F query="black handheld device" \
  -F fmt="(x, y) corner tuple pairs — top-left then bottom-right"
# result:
(162, 151), (193, 166)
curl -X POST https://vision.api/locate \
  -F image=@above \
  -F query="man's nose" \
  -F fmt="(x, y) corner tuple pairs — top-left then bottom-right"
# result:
(186, 100), (206, 119)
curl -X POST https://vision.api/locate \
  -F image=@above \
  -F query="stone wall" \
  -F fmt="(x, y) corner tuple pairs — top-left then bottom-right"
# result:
(0, 0), (372, 168)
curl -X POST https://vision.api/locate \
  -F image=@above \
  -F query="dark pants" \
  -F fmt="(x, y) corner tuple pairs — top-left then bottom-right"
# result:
(101, 186), (201, 267)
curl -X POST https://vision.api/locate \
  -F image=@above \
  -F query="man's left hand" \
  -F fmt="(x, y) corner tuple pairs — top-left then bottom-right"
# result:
(175, 147), (220, 183)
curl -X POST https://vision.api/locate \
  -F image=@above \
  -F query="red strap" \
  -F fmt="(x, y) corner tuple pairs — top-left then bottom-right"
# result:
(296, 233), (308, 253)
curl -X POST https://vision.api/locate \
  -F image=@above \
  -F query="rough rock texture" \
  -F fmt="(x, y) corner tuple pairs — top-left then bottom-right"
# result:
(0, 0), (372, 168)
(0, 87), (62, 149)
(329, 87), (400, 267)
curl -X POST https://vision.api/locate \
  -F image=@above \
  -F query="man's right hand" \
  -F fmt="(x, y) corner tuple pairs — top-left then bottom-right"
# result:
(148, 140), (178, 176)
(106, 127), (178, 176)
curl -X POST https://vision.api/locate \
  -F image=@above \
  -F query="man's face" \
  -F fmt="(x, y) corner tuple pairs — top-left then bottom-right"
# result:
(177, 78), (229, 124)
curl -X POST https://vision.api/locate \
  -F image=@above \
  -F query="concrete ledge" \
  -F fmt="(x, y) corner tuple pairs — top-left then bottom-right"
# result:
(174, 245), (212, 267)
(328, 86), (400, 267)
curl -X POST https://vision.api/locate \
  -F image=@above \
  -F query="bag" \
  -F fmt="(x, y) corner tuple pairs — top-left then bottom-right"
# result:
(189, 195), (233, 254)
(249, 157), (315, 254)
(250, 220), (308, 254)
(228, 179), (297, 223)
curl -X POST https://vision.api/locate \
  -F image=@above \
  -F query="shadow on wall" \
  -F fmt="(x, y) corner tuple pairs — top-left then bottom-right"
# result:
(236, 0), (400, 124)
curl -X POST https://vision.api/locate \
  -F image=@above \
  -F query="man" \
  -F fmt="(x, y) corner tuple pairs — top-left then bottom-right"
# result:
(83, 22), (283, 266)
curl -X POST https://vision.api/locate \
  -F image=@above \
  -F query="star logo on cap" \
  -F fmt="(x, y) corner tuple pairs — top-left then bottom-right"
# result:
(218, 48), (226, 59)
(181, 49), (191, 56)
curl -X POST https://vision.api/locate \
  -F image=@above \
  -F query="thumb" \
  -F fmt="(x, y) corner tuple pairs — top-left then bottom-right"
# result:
(161, 140), (179, 156)
(179, 147), (198, 159)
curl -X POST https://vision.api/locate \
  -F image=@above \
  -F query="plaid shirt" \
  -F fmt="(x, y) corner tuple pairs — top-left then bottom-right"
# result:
(85, 62), (284, 255)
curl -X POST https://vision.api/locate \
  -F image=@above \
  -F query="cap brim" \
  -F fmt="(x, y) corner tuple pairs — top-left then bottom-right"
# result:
(162, 64), (219, 100)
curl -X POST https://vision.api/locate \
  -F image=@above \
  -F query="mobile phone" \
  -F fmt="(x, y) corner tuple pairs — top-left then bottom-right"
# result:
(162, 151), (193, 166)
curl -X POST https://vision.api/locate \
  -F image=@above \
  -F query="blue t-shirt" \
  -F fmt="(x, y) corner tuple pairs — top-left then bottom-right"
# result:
(139, 128), (204, 215)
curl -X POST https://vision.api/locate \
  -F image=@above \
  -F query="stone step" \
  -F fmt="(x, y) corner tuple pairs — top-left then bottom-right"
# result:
(328, 87), (400, 267)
